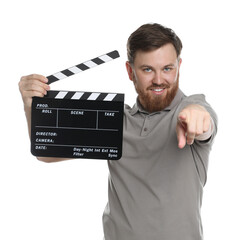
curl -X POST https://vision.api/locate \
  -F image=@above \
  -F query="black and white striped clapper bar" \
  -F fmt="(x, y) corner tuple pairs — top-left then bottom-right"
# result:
(31, 50), (124, 160)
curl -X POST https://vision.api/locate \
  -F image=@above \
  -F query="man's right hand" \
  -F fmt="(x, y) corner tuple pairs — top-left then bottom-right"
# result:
(18, 74), (71, 162)
(18, 74), (50, 109)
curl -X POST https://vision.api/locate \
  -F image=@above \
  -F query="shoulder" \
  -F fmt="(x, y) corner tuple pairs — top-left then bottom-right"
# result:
(124, 103), (138, 116)
(180, 93), (207, 105)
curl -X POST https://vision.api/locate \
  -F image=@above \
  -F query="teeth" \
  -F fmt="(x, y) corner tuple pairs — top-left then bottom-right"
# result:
(153, 88), (163, 92)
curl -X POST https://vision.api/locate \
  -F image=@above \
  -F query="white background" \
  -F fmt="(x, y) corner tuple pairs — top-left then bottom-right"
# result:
(0, 0), (238, 239)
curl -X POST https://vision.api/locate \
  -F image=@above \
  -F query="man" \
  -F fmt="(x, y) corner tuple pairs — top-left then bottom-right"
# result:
(19, 23), (217, 240)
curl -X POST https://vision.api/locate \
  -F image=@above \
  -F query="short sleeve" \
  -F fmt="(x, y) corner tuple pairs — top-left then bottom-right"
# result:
(178, 94), (218, 185)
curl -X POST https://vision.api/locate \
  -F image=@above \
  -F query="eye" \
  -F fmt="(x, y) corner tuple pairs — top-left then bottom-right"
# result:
(163, 67), (172, 72)
(143, 67), (152, 73)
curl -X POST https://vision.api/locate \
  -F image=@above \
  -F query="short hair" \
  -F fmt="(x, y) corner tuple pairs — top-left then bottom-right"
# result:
(127, 23), (183, 64)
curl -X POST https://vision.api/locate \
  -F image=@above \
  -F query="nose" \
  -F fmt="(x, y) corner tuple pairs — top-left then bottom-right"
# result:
(152, 71), (163, 85)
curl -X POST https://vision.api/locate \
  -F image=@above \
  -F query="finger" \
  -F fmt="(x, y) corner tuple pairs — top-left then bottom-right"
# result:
(176, 123), (187, 149)
(23, 74), (48, 83)
(186, 133), (195, 145)
(21, 90), (46, 107)
(23, 90), (45, 98)
(19, 80), (50, 109)
(178, 111), (187, 123)
(203, 114), (211, 133)
(196, 116), (204, 137)
(186, 114), (196, 145)
(26, 82), (49, 94)
(20, 79), (50, 95)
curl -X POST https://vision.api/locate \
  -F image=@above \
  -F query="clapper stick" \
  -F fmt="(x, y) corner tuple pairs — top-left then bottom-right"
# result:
(47, 50), (120, 84)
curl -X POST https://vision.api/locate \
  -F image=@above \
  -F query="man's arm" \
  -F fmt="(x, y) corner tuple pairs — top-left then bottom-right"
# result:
(176, 104), (214, 149)
(19, 74), (71, 163)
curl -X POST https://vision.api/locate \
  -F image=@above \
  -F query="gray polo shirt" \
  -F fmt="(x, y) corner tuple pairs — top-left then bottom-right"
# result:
(103, 89), (217, 240)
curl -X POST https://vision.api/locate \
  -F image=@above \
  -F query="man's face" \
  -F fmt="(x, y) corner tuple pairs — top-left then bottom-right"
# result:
(126, 43), (182, 113)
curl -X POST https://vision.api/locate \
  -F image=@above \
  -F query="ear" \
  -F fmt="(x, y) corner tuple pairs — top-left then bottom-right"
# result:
(125, 61), (134, 81)
(178, 58), (182, 69)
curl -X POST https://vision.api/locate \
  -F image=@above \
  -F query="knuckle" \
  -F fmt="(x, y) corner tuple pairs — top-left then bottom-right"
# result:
(19, 76), (26, 88)
(188, 126), (196, 135)
(203, 125), (210, 132)
(30, 73), (36, 78)
(196, 130), (203, 135)
(18, 80), (22, 89)
(187, 129), (194, 135)
(20, 76), (25, 82)
(18, 82), (25, 93)
(30, 83), (36, 89)
(205, 112), (210, 119)
(31, 90), (37, 97)
(191, 109), (197, 114)
(32, 90), (38, 96)
(33, 90), (44, 98)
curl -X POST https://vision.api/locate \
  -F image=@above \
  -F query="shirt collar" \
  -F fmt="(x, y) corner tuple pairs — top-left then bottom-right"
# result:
(129, 89), (185, 116)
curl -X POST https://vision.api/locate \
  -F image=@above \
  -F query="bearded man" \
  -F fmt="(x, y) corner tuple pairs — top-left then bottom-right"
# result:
(19, 23), (217, 240)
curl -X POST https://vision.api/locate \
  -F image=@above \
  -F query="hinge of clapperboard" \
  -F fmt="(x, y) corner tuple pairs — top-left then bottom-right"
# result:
(46, 50), (120, 85)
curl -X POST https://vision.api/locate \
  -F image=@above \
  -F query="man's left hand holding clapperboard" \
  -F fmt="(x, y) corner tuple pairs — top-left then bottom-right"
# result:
(20, 50), (124, 161)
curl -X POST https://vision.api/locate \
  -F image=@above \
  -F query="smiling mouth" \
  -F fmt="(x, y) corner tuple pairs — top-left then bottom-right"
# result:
(152, 88), (164, 92)
(150, 88), (166, 95)
(147, 84), (170, 95)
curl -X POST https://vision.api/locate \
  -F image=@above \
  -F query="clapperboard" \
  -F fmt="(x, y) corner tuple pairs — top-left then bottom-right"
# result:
(31, 50), (124, 160)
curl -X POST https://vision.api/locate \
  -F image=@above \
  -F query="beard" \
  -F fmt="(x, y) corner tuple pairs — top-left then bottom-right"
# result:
(134, 75), (179, 113)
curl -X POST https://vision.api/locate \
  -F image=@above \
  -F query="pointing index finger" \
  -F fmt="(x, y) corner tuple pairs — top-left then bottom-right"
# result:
(178, 112), (187, 123)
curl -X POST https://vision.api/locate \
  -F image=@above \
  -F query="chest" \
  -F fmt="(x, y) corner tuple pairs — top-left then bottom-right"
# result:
(123, 111), (178, 151)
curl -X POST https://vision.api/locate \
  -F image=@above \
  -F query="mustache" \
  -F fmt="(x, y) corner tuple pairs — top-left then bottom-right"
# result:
(147, 83), (170, 90)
